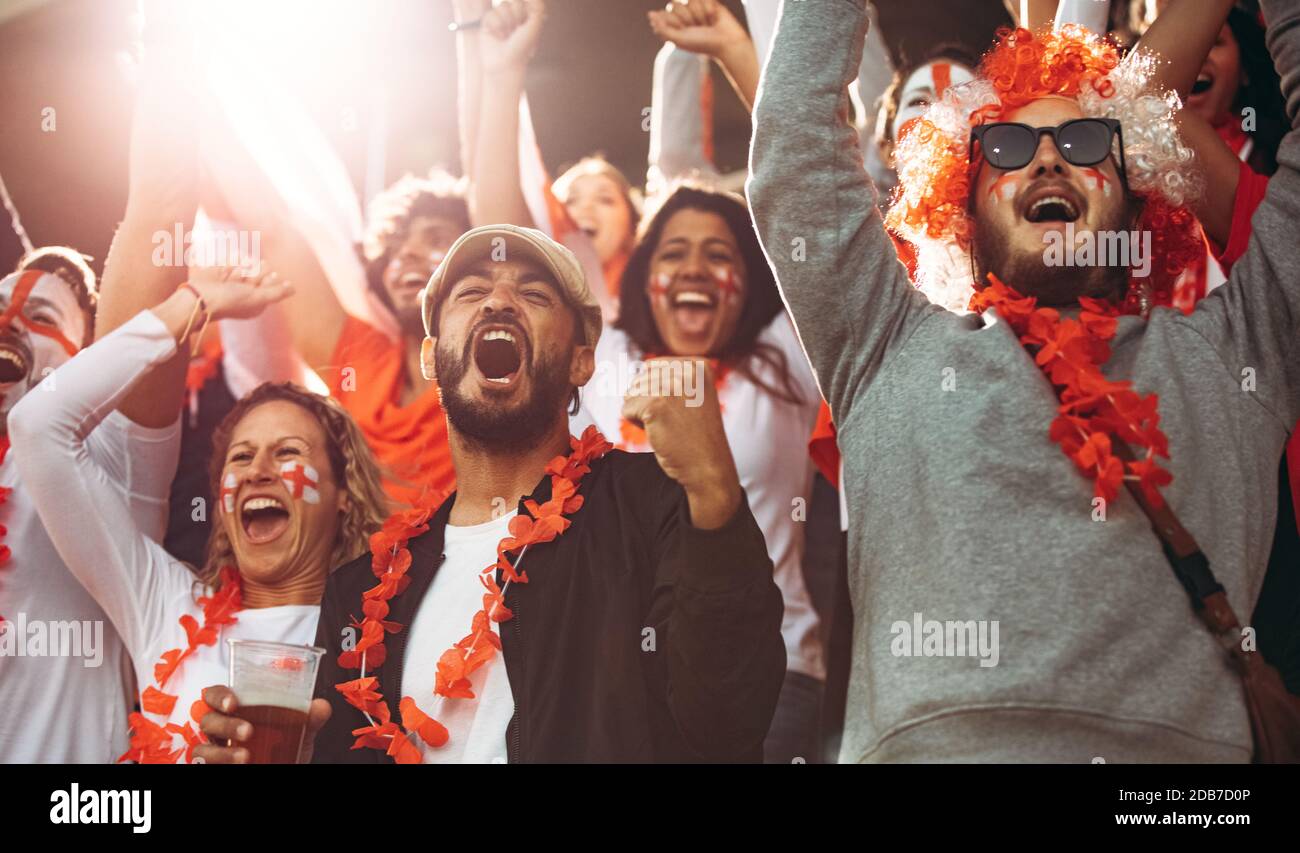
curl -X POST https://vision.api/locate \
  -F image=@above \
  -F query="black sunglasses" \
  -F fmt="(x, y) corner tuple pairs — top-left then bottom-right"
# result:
(969, 118), (1127, 186)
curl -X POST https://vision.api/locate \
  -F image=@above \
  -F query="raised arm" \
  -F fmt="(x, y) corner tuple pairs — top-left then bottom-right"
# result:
(623, 362), (785, 760)
(467, 0), (545, 229)
(648, 0), (760, 111)
(1131, 0), (1241, 245)
(8, 272), (291, 659)
(453, 0), (493, 183)
(196, 115), (349, 371)
(95, 6), (199, 428)
(646, 46), (718, 197)
(746, 0), (931, 423)
(1192, 0), (1300, 426)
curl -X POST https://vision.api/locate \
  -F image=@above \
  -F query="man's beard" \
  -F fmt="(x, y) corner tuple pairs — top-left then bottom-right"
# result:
(973, 209), (1131, 306)
(435, 332), (574, 455)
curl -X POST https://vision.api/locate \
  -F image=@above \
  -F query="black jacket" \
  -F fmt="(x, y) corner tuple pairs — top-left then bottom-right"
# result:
(312, 449), (786, 763)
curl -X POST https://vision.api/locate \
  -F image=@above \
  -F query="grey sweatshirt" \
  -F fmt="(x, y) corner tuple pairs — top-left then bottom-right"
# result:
(748, 0), (1300, 763)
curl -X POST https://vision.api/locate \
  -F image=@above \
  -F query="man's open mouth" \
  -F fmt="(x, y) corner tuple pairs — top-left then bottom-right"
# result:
(473, 326), (525, 385)
(1021, 185), (1084, 225)
(241, 496), (291, 545)
(669, 289), (718, 337)
(0, 339), (31, 384)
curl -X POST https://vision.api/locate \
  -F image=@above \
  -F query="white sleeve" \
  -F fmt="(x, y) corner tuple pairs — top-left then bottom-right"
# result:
(573, 327), (634, 440)
(758, 310), (822, 412)
(742, 0), (780, 67)
(9, 310), (197, 661)
(647, 43), (720, 197)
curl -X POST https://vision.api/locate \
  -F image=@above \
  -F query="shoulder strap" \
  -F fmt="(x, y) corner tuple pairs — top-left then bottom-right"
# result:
(1111, 439), (1241, 641)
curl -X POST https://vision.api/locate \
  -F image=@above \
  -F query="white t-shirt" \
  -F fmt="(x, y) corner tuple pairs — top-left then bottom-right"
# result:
(573, 314), (826, 680)
(0, 407), (175, 763)
(8, 310), (320, 761)
(401, 512), (517, 763)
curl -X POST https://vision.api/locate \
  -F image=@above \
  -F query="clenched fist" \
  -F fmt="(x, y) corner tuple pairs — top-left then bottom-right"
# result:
(480, 0), (547, 77)
(621, 358), (742, 530)
(648, 0), (749, 60)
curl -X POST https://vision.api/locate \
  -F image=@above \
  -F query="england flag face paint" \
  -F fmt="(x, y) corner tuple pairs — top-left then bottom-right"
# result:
(892, 60), (976, 144)
(649, 271), (673, 309)
(0, 270), (84, 419)
(220, 472), (238, 515)
(1080, 167), (1113, 199)
(988, 173), (1021, 205)
(280, 461), (321, 505)
(710, 265), (744, 304)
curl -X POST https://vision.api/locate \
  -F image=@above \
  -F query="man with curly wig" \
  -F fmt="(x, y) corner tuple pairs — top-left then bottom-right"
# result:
(749, 1), (1300, 762)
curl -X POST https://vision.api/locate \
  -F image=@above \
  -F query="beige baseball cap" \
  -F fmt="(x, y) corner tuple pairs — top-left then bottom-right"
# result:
(422, 223), (602, 348)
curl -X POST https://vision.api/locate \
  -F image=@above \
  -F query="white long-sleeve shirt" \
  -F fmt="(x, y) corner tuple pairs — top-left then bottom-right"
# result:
(9, 311), (318, 761)
(0, 363), (177, 762)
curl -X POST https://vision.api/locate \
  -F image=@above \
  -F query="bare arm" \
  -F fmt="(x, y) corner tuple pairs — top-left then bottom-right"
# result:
(468, 0), (545, 229)
(1189, 0), (1300, 428)
(195, 129), (348, 369)
(1132, 0), (1239, 245)
(453, 0), (492, 181)
(1175, 111), (1243, 246)
(1137, 0), (1236, 100)
(96, 7), (200, 429)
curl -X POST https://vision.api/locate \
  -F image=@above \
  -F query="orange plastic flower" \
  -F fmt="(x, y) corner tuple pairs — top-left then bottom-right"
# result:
(973, 277), (1172, 507)
(336, 430), (610, 761)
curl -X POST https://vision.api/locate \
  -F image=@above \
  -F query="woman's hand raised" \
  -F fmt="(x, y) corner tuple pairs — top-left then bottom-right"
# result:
(187, 265), (294, 322)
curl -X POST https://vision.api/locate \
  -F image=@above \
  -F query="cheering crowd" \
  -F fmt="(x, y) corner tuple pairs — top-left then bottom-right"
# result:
(1, 0), (1299, 764)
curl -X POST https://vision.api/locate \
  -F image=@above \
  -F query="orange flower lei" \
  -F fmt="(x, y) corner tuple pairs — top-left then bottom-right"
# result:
(335, 426), (613, 763)
(117, 566), (243, 764)
(970, 275), (1172, 506)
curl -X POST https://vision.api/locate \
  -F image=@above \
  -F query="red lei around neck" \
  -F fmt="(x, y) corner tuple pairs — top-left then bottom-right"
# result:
(969, 275), (1173, 506)
(119, 566), (243, 764)
(335, 427), (613, 763)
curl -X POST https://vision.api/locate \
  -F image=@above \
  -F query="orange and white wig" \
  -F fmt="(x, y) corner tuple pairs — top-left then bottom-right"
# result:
(885, 26), (1204, 314)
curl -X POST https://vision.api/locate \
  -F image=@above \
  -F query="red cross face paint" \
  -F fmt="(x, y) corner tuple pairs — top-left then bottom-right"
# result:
(647, 207), (749, 357)
(279, 461), (321, 505)
(1079, 167), (1114, 199)
(891, 60), (976, 144)
(0, 270), (84, 417)
(220, 472), (239, 515)
(710, 266), (744, 304)
(649, 271), (673, 309)
(987, 173), (1021, 205)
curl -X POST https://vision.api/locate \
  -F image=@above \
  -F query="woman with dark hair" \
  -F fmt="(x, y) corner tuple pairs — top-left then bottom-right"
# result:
(573, 183), (825, 763)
